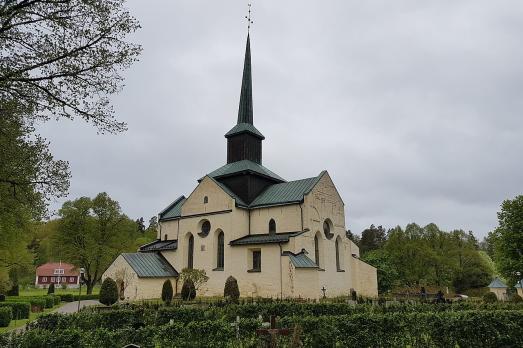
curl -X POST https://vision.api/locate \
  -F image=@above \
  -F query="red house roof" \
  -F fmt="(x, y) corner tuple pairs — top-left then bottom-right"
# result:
(36, 262), (79, 277)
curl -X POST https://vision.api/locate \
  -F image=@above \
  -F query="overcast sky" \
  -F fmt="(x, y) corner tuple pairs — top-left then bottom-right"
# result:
(38, 0), (523, 238)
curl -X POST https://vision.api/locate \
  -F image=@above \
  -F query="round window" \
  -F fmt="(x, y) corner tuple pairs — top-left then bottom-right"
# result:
(199, 220), (211, 237)
(323, 219), (334, 240)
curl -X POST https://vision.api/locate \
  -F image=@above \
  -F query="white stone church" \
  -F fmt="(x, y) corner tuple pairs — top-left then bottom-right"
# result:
(103, 33), (377, 300)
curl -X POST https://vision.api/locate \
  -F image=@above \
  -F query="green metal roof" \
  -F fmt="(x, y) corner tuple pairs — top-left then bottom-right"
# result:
(225, 123), (264, 139)
(230, 231), (304, 246)
(488, 277), (508, 288)
(282, 250), (318, 269)
(207, 160), (285, 182)
(122, 253), (178, 278)
(249, 173), (323, 208)
(237, 34), (253, 125)
(139, 239), (178, 252)
(159, 196), (186, 221)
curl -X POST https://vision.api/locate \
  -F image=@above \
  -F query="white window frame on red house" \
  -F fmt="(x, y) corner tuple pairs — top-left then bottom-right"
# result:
(42, 277), (47, 282)
(69, 277), (75, 283)
(51, 277), (56, 282)
(54, 269), (64, 275)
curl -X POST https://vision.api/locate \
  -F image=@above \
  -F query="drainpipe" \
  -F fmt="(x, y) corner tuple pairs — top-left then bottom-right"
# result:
(248, 209), (251, 235)
(177, 219), (180, 240)
(279, 243), (283, 299)
(299, 203), (304, 231)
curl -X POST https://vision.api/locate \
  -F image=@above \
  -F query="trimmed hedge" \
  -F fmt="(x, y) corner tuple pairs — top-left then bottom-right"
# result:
(0, 302), (30, 319)
(60, 294), (99, 302)
(0, 307), (12, 327)
(43, 296), (54, 308)
(99, 278), (118, 306)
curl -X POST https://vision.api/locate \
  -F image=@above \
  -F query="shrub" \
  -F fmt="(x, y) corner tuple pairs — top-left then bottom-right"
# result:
(0, 307), (12, 327)
(0, 302), (31, 319)
(44, 295), (55, 308)
(161, 280), (173, 304)
(181, 279), (196, 301)
(61, 294), (74, 302)
(30, 298), (47, 312)
(100, 278), (119, 306)
(0, 294), (5, 302)
(224, 276), (240, 303)
(7, 284), (19, 296)
(53, 295), (61, 305)
(483, 292), (498, 303)
(47, 283), (55, 294)
(511, 294), (523, 303)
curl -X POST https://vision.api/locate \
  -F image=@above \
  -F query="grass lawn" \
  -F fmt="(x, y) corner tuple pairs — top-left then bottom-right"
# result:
(19, 286), (100, 297)
(0, 304), (63, 334)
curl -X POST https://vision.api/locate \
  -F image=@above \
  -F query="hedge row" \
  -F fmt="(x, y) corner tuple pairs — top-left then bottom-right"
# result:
(4, 310), (523, 347)
(59, 294), (99, 302)
(0, 307), (12, 327)
(0, 302), (30, 319)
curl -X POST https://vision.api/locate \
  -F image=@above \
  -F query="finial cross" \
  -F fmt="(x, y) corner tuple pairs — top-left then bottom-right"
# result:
(245, 3), (253, 32)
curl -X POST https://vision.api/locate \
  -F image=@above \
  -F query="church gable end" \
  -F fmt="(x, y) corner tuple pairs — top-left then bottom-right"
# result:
(181, 177), (235, 216)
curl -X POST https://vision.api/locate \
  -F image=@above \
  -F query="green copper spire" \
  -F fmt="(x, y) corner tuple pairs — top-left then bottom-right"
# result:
(237, 34), (253, 124)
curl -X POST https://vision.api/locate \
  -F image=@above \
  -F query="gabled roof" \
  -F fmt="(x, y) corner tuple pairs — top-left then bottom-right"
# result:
(206, 160), (285, 183)
(225, 123), (264, 139)
(36, 262), (78, 276)
(230, 231), (304, 246)
(250, 172), (324, 208)
(139, 239), (178, 252)
(122, 253), (178, 278)
(488, 277), (508, 288)
(282, 249), (318, 269)
(159, 196), (186, 221)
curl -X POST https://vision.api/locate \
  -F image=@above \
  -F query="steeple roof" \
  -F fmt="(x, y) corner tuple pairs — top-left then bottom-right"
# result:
(226, 34), (264, 140)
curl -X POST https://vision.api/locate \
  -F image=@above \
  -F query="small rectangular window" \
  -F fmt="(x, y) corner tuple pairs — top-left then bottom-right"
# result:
(69, 277), (75, 283)
(51, 277), (56, 282)
(42, 277), (47, 283)
(252, 250), (261, 271)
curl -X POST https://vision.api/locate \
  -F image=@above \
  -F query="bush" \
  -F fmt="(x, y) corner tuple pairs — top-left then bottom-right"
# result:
(0, 307), (12, 327)
(0, 302), (31, 319)
(100, 278), (119, 306)
(61, 294), (74, 302)
(224, 276), (240, 303)
(53, 295), (61, 305)
(181, 279), (196, 301)
(7, 284), (19, 296)
(30, 298), (47, 312)
(512, 294), (523, 303)
(0, 294), (5, 302)
(47, 283), (55, 294)
(44, 295), (55, 308)
(161, 280), (173, 304)
(483, 292), (498, 303)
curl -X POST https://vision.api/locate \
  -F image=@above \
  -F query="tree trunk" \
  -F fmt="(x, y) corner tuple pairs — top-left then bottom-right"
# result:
(86, 281), (95, 295)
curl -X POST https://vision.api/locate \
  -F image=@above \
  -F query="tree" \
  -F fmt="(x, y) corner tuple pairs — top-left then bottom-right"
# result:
(224, 276), (240, 303)
(359, 225), (387, 255)
(362, 250), (399, 293)
(0, 0), (141, 133)
(114, 267), (135, 300)
(99, 277), (118, 306)
(346, 229), (360, 245)
(161, 280), (173, 304)
(136, 218), (145, 233)
(47, 283), (55, 295)
(179, 268), (209, 293)
(54, 192), (137, 294)
(491, 196), (523, 285)
(181, 279), (196, 301)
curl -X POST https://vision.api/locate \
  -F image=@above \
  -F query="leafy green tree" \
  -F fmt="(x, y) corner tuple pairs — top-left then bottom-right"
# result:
(54, 193), (138, 294)
(179, 268), (209, 294)
(0, 0), (141, 133)
(224, 276), (240, 303)
(47, 283), (55, 295)
(490, 196), (523, 285)
(359, 225), (387, 255)
(99, 278), (118, 306)
(361, 249), (399, 293)
(181, 279), (196, 301)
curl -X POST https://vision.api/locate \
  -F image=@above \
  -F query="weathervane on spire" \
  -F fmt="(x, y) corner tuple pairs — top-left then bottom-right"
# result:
(245, 3), (253, 33)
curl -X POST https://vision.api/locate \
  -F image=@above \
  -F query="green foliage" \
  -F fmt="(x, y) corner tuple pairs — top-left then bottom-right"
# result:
(47, 283), (55, 295)
(483, 292), (498, 303)
(361, 249), (398, 293)
(100, 278), (118, 306)
(161, 280), (173, 304)
(224, 276), (240, 302)
(511, 294), (523, 303)
(181, 279), (196, 301)
(0, 307), (12, 327)
(60, 294), (99, 302)
(490, 195), (523, 284)
(6, 285), (19, 296)
(55, 193), (139, 294)
(0, 302), (30, 319)
(52, 295), (61, 306)
(30, 298), (46, 309)
(0, 294), (4, 302)
(359, 224), (387, 255)
(179, 268), (209, 292)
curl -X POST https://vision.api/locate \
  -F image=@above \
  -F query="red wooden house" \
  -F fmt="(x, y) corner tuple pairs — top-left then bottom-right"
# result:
(35, 262), (80, 288)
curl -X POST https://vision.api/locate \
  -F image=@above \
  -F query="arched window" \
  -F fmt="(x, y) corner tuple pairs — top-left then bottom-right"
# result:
(203, 196), (208, 204)
(335, 237), (341, 271)
(269, 219), (276, 235)
(217, 231), (224, 269)
(314, 234), (320, 267)
(187, 234), (194, 269)
(164, 234), (168, 241)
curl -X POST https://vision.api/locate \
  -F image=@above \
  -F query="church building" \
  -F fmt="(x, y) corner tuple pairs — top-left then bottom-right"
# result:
(103, 33), (378, 300)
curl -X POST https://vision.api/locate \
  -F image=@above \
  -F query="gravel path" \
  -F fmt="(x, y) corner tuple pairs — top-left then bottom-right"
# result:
(55, 300), (101, 314)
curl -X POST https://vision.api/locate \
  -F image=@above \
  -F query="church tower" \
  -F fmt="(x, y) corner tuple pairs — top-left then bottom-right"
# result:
(225, 34), (264, 164)
(211, 33), (285, 205)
